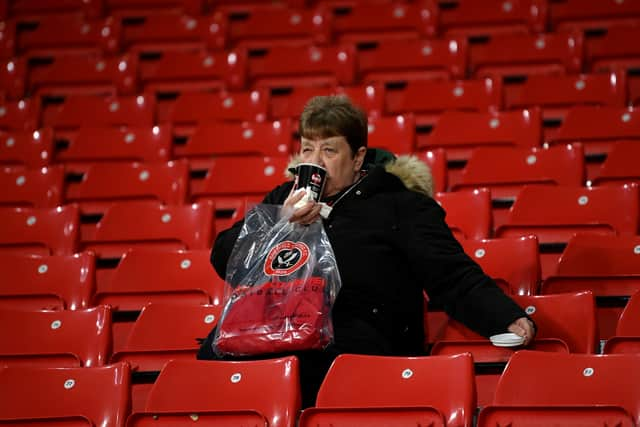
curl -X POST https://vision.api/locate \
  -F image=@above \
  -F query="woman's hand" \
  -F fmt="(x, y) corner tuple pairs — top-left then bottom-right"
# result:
(283, 189), (322, 225)
(508, 317), (536, 346)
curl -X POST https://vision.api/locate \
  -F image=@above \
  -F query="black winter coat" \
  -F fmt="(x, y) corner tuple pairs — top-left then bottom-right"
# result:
(210, 164), (528, 356)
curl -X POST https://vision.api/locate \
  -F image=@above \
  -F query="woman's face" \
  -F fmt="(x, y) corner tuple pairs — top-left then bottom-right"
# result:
(300, 136), (366, 197)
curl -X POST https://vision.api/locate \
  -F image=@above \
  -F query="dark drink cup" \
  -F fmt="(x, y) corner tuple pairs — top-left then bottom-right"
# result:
(293, 163), (327, 202)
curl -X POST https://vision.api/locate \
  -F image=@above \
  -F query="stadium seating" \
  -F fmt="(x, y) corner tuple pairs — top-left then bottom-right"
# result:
(55, 125), (171, 170)
(439, 0), (547, 38)
(477, 350), (640, 427)
(431, 291), (597, 407)
(166, 89), (269, 129)
(0, 128), (54, 168)
(470, 31), (583, 80)
(127, 357), (301, 427)
(329, 0), (437, 44)
(550, 0), (640, 32)
(434, 189), (492, 241)
(247, 44), (356, 90)
(120, 13), (225, 54)
(543, 234), (640, 340)
(224, 6), (330, 49)
(300, 353), (475, 427)
(604, 289), (640, 354)
(0, 204), (80, 256)
(0, 305), (112, 368)
(453, 144), (585, 229)
(7, 0), (102, 18)
(357, 37), (467, 85)
(28, 53), (137, 97)
(65, 160), (189, 217)
(111, 302), (224, 411)
(496, 184), (640, 279)
(0, 362), (131, 426)
(104, 0), (205, 17)
(367, 114), (415, 154)
(13, 14), (121, 59)
(413, 149), (448, 194)
(0, 57), (27, 100)
(0, 98), (40, 131)
(173, 120), (293, 159)
(592, 140), (640, 187)
(0, 252), (95, 311)
(42, 94), (155, 131)
(0, 165), (64, 208)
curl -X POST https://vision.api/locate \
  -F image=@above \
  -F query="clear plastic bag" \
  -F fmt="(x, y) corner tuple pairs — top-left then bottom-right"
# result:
(212, 204), (342, 357)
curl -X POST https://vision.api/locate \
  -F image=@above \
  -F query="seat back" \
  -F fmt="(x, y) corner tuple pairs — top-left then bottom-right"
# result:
(551, 0), (640, 31)
(0, 362), (131, 426)
(94, 249), (222, 311)
(593, 140), (640, 187)
(460, 236), (540, 295)
(367, 114), (415, 154)
(0, 305), (112, 367)
(309, 353), (475, 427)
(130, 357), (301, 427)
(0, 98), (39, 131)
(434, 189), (492, 241)
(603, 290), (640, 354)
(167, 90), (269, 126)
(0, 128), (54, 169)
(482, 351), (640, 426)
(0, 165), (64, 208)
(0, 204), (80, 255)
(0, 252), (95, 310)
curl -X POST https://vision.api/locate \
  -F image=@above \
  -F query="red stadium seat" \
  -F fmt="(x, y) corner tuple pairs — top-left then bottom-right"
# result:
(477, 351), (640, 427)
(0, 98), (40, 131)
(503, 72), (627, 133)
(7, 0), (102, 18)
(412, 149), (448, 194)
(0, 165), (64, 208)
(225, 6), (331, 49)
(94, 249), (223, 313)
(550, 0), (640, 32)
(111, 303), (224, 412)
(329, 0), (437, 44)
(547, 106), (640, 180)
(139, 49), (246, 95)
(593, 140), (640, 187)
(0, 362), (131, 426)
(166, 89), (268, 129)
(0, 305), (112, 368)
(28, 53), (137, 97)
(300, 353), (475, 427)
(385, 78), (501, 127)
(13, 14), (121, 59)
(80, 201), (215, 260)
(0, 252), (95, 311)
(604, 289), (640, 354)
(65, 161), (188, 218)
(432, 291), (597, 407)
(496, 184), (640, 279)
(190, 156), (290, 200)
(357, 37), (467, 85)
(434, 189), (492, 241)
(121, 13), (225, 54)
(367, 114), (415, 154)
(0, 57), (27, 100)
(269, 84), (384, 120)
(0, 128), (54, 168)
(42, 94), (155, 131)
(127, 357), (301, 427)
(173, 120), (293, 160)
(439, 0), (547, 38)
(470, 32), (583, 80)
(453, 144), (585, 229)
(248, 44), (356, 90)
(104, 0), (204, 16)
(544, 234), (640, 340)
(55, 125), (171, 169)
(0, 204), (79, 256)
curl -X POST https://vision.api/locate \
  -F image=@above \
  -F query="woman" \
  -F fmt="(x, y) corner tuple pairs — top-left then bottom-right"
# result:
(200, 95), (535, 407)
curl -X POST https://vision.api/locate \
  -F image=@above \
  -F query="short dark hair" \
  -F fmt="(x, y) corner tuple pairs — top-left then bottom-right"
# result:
(299, 95), (368, 155)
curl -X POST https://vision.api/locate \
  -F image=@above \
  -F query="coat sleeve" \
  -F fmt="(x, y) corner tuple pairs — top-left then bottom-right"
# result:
(400, 194), (528, 338)
(210, 182), (294, 279)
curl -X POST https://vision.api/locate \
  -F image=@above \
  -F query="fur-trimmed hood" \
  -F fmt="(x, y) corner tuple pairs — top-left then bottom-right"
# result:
(285, 153), (434, 197)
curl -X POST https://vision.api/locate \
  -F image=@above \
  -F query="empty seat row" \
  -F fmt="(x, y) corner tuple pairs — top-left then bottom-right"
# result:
(2, 349), (640, 426)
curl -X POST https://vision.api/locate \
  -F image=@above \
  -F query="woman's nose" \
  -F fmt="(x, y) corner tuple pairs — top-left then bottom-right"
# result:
(310, 151), (323, 166)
